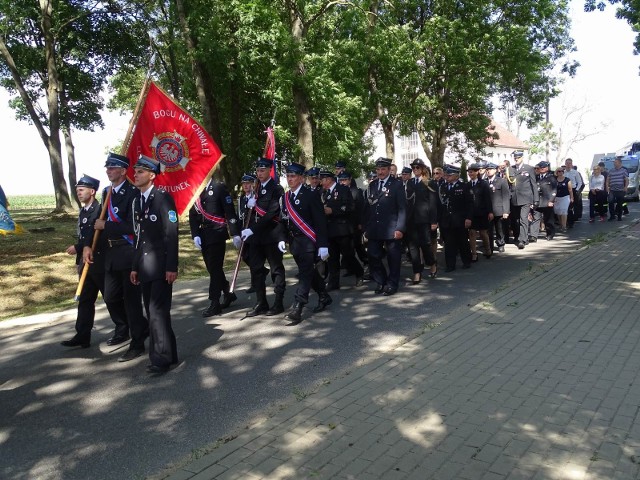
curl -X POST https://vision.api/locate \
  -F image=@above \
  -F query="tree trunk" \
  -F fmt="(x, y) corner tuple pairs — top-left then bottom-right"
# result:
(289, 5), (314, 167)
(175, 0), (228, 182)
(40, 0), (73, 214)
(62, 127), (81, 208)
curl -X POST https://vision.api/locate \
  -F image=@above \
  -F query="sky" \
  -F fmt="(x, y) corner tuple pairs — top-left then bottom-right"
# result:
(2, 0), (640, 196)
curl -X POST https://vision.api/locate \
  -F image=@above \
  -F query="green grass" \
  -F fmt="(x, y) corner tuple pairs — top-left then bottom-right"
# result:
(0, 197), (240, 321)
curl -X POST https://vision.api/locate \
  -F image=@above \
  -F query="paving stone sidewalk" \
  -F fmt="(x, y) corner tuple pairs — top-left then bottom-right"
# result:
(161, 223), (640, 480)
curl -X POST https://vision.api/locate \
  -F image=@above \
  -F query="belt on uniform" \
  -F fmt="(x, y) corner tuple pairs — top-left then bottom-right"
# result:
(107, 239), (130, 247)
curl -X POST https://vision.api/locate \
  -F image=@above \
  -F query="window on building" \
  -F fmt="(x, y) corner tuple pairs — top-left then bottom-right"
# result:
(399, 132), (421, 166)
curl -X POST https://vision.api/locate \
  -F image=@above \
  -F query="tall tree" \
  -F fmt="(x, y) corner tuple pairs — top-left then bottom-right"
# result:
(0, 0), (146, 212)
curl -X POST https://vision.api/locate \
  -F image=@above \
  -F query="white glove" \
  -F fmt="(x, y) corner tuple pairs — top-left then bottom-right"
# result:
(241, 228), (253, 241)
(318, 247), (329, 261)
(232, 236), (242, 249)
(277, 241), (286, 253)
(247, 197), (256, 209)
(193, 236), (202, 250)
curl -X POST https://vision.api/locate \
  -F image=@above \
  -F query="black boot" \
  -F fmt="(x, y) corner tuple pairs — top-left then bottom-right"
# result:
(313, 293), (333, 313)
(285, 302), (304, 324)
(202, 301), (222, 317)
(246, 301), (269, 317)
(221, 291), (237, 309)
(266, 294), (285, 316)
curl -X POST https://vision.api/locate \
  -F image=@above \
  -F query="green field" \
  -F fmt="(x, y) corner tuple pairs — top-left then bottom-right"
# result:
(0, 195), (237, 321)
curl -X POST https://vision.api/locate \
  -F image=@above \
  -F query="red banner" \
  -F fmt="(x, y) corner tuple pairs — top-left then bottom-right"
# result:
(125, 81), (223, 216)
(263, 126), (276, 180)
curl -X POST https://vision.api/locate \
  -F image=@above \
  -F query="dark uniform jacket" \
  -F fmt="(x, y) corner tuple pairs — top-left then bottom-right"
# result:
(406, 178), (438, 225)
(439, 180), (473, 229)
(248, 178), (286, 245)
(322, 183), (354, 238)
(349, 184), (366, 229)
(469, 179), (493, 218)
(188, 180), (240, 245)
(102, 181), (139, 271)
(508, 163), (539, 207)
(536, 173), (558, 206)
(486, 175), (511, 217)
(281, 186), (328, 251)
(132, 187), (179, 283)
(76, 200), (105, 272)
(364, 176), (407, 240)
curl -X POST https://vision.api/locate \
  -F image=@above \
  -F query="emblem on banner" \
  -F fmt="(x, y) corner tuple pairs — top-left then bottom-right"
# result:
(150, 131), (191, 172)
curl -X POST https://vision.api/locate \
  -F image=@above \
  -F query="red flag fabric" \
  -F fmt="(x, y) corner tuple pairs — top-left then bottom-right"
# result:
(125, 82), (223, 216)
(263, 126), (276, 181)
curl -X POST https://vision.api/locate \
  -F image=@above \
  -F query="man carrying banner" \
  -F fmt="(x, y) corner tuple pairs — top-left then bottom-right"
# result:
(130, 155), (179, 374)
(62, 175), (116, 348)
(189, 179), (241, 317)
(87, 153), (147, 362)
(241, 157), (287, 317)
(280, 163), (331, 324)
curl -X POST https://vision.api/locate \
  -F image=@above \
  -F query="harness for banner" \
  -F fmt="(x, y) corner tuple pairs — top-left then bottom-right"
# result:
(194, 197), (227, 225)
(107, 196), (134, 245)
(284, 193), (317, 243)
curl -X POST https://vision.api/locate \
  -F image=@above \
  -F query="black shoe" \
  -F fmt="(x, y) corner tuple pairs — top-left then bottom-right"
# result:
(546, 235), (554, 241)
(285, 302), (304, 324)
(61, 338), (90, 348)
(444, 267), (455, 273)
(266, 302), (285, 316)
(412, 273), (421, 285)
(246, 302), (269, 317)
(428, 266), (438, 279)
(146, 364), (169, 374)
(326, 283), (340, 292)
(342, 271), (354, 277)
(106, 335), (130, 346)
(202, 302), (222, 317)
(355, 276), (364, 287)
(374, 284), (385, 294)
(245, 286), (256, 294)
(618, 216), (622, 221)
(220, 292), (237, 309)
(118, 348), (145, 362)
(471, 254), (479, 263)
(528, 237), (537, 243)
(517, 242), (525, 250)
(608, 217), (616, 221)
(498, 245), (505, 253)
(462, 264), (471, 269)
(382, 287), (397, 296)
(313, 294), (333, 313)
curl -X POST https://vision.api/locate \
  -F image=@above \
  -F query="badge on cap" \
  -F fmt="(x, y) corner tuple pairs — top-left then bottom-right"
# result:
(168, 211), (178, 223)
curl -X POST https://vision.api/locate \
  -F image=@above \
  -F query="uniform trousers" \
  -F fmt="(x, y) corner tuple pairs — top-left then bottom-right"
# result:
(441, 227), (472, 269)
(328, 234), (363, 286)
(201, 242), (228, 301)
(141, 279), (177, 368)
(290, 236), (327, 304)
(489, 217), (508, 249)
(408, 224), (435, 274)
(248, 242), (286, 296)
(367, 238), (402, 290)
(353, 229), (368, 266)
(104, 269), (148, 349)
(510, 204), (531, 244)
(75, 264), (126, 343)
(530, 207), (555, 239)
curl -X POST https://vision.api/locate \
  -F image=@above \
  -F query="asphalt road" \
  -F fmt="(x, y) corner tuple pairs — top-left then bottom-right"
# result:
(0, 200), (634, 480)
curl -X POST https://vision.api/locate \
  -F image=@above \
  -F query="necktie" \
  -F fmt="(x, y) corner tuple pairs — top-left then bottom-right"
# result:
(141, 196), (146, 211)
(415, 178), (419, 185)
(379, 180), (384, 191)
(448, 184), (452, 191)
(290, 191), (295, 203)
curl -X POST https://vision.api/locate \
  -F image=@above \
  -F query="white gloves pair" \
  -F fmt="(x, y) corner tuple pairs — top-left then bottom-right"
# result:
(318, 247), (329, 261)
(246, 197), (256, 209)
(196, 235), (244, 250)
(241, 229), (253, 241)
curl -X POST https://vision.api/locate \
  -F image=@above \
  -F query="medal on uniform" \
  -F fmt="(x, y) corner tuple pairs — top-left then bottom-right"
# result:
(295, 199), (300, 205)
(113, 207), (119, 213)
(150, 214), (157, 222)
(261, 189), (266, 194)
(208, 190), (213, 196)
(82, 218), (87, 224)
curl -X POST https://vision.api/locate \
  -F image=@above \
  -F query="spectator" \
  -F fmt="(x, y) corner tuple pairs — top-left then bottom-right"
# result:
(588, 166), (607, 222)
(554, 167), (574, 232)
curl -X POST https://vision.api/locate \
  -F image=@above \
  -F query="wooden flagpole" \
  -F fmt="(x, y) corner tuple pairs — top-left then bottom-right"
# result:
(74, 77), (152, 300)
